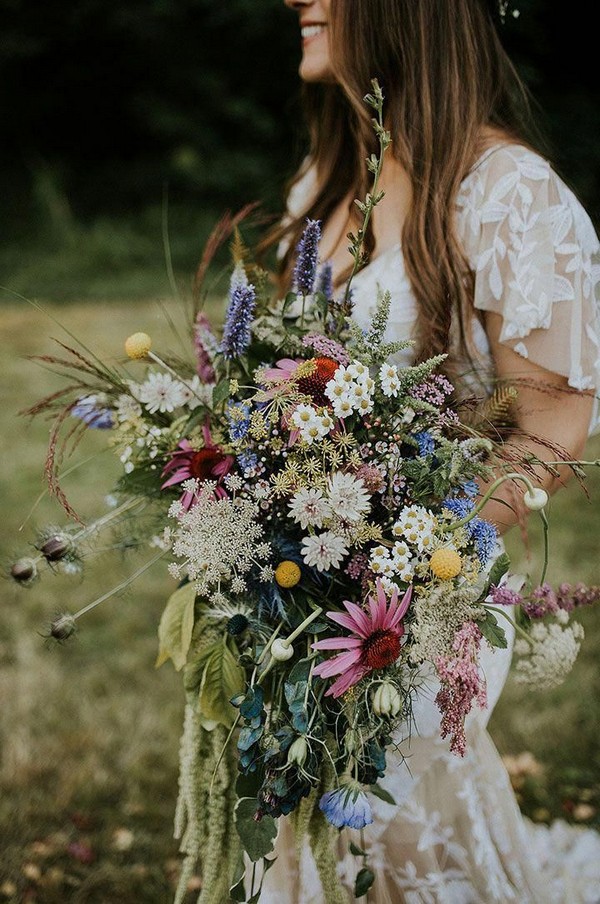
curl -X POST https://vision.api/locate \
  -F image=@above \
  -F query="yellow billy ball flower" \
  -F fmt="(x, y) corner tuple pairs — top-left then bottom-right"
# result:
(275, 560), (301, 588)
(429, 547), (462, 580)
(125, 332), (152, 359)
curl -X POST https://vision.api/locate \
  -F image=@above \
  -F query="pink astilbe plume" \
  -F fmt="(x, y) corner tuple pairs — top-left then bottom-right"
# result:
(312, 581), (412, 698)
(435, 622), (487, 757)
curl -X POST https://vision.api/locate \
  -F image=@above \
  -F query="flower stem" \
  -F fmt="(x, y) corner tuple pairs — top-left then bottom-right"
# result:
(444, 471), (539, 532)
(284, 607), (324, 646)
(72, 550), (166, 620)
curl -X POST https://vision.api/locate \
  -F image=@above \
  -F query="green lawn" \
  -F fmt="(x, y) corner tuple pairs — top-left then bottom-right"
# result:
(1, 299), (599, 902)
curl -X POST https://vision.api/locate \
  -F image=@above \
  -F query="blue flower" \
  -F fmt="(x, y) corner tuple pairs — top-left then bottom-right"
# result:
(443, 497), (474, 520)
(227, 402), (251, 442)
(319, 783), (373, 830)
(459, 479), (479, 498)
(71, 395), (113, 429)
(220, 283), (256, 360)
(471, 519), (498, 564)
(414, 431), (435, 457)
(237, 451), (258, 474)
(293, 219), (321, 295)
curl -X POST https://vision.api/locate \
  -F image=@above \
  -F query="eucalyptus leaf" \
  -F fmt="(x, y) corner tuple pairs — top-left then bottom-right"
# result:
(198, 640), (246, 728)
(235, 798), (278, 862)
(349, 842), (367, 857)
(355, 867), (375, 897)
(155, 583), (197, 671)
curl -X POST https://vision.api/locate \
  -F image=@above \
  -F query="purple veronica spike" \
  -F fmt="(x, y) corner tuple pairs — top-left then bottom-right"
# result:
(293, 219), (321, 295)
(220, 283), (256, 360)
(193, 312), (218, 382)
(316, 260), (333, 301)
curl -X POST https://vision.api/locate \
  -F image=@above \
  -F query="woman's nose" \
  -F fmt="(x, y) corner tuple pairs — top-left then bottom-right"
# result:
(284, 0), (314, 9)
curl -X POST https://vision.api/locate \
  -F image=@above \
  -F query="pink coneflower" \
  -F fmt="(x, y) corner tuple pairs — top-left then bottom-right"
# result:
(161, 424), (234, 507)
(312, 581), (412, 698)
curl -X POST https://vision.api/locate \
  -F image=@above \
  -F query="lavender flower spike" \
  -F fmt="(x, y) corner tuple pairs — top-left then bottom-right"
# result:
(220, 282), (256, 360)
(316, 260), (333, 301)
(293, 218), (321, 295)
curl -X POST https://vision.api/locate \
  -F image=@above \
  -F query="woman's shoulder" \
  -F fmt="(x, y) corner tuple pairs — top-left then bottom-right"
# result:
(457, 142), (599, 255)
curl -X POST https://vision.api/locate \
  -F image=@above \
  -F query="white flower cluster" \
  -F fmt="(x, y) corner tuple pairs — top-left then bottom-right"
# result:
(167, 480), (271, 598)
(324, 361), (374, 418)
(131, 372), (213, 415)
(514, 621), (584, 689)
(291, 473), (372, 572)
(370, 504), (437, 588)
(291, 405), (335, 444)
(408, 584), (485, 664)
(289, 472), (371, 529)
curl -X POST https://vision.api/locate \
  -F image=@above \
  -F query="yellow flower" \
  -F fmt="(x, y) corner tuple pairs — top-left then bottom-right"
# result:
(275, 560), (301, 588)
(429, 547), (462, 580)
(125, 332), (152, 359)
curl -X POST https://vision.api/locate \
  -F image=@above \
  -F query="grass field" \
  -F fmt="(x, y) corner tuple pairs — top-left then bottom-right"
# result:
(1, 298), (599, 902)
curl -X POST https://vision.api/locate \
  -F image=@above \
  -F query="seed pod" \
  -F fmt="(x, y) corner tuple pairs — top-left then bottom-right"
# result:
(371, 682), (402, 718)
(270, 638), (294, 661)
(523, 487), (549, 511)
(287, 735), (308, 766)
(10, 557), (38, 584)
(40, 534), (73, 562)
(49, 614), (77, 641)
(227, 614), (249, 636)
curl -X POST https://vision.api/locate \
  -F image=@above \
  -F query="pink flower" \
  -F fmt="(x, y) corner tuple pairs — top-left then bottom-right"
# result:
(435, 622), (487, 757)
(312, 581), (412, 698)
(161, 424), (234, 508)
(261, 358), (302, 384)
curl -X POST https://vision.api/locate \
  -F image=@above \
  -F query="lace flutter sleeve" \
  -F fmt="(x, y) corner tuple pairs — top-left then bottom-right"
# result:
(457, 145), (600, 431)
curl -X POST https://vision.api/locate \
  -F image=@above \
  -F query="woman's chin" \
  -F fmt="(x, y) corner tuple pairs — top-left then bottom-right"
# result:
(299, 54), (333, 83)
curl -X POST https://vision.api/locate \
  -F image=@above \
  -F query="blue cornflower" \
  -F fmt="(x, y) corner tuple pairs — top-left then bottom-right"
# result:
(471, 519), (498, 564)
(220, 283), (256, 360)
(71, 395), (114, 429)
(227, 402), (251, 442)
(319, 782), (373, 830)
(293, 219), (321, 295)
(415, 431), (435, 458)
(316, 260), (333, 301)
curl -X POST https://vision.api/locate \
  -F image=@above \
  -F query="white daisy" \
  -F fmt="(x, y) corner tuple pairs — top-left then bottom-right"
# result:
(115, 393), (143, 422)
(289, 488), (332, 529)
(137, 372), (188, 414)
(327, 472), (371, 522)
(301, 532), (349, 572)
(179, 375), (214, 409)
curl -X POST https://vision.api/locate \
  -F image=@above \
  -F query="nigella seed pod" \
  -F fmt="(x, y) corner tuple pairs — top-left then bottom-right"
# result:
(10, 557), (38, 584)
(227, 614), (249, 636)
(49, 613), (77, 641)
(287, 735), (308, 766)
(40, 534), (73, 562)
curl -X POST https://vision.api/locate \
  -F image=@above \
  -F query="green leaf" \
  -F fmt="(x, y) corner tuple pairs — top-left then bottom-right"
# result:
(487, 552), (511, 589)
(212, 378), (231, 408)
(199, 640), (246, 728)
(229, 872), (246, 903)
(355, 868), (375, 897)
(155, 583), (197, 670)
(235, 798), (277, 862)
(477, 611), (508, 650)
(369, 784), (396, 806)
(349, 841), (366, 857)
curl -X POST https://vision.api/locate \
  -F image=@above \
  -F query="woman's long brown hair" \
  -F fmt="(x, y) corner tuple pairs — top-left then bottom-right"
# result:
(266, 0), (543, 372)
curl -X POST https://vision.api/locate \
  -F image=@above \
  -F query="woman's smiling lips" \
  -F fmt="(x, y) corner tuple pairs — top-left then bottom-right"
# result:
(301, 23), (326, 44)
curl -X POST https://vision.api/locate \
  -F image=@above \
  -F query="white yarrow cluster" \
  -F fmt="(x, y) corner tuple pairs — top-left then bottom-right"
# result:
(324, 360), (374, 418)
(514, 621), (584, 689)
(167, 480), (271, 597)
(291, 404), (335, 444)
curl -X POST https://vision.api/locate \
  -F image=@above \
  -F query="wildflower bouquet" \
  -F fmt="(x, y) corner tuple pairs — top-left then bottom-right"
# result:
(12, 83), (600, 902)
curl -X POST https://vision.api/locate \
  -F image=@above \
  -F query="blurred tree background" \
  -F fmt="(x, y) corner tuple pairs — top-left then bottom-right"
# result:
(0, 0), (598, 301)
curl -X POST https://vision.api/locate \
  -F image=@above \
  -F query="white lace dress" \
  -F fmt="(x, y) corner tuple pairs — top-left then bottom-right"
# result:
(261, 145), (600, 904)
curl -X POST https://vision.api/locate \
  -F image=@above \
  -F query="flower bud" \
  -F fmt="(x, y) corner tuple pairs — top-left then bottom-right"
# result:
(49, 613), (77, 641)
(10, 557), (38, 584)
(371, 682), (402, 718)
(344, 728), (359, 754)
(40, 534), (73, 562)
(523, 487), (549, 511)
(287, 735), (308, 766)
(271, 638), (294, 661)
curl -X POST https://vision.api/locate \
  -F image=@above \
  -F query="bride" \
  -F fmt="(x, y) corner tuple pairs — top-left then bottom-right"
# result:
(259, 0), (600, 901)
